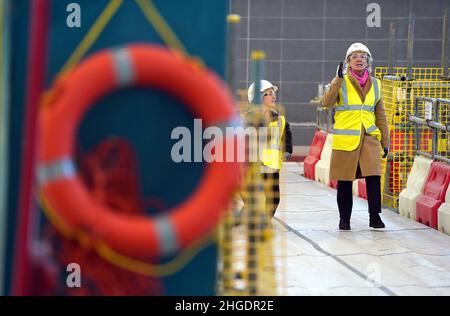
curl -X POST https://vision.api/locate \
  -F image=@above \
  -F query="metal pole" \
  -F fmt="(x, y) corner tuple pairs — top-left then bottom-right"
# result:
(248, 50), (266, 295)
(417, 151), (434, 159)
(0, 0), (10, 296)
(434, 155), (450, 164)
(316, 106), (320, 129)
(427, 120), (447, 130)
(388, 22), (396, 75)
(432, 99), (439, 159)
(251, 50), (265, 105)
(441, 8), (449, 77)
(226, 14), (241, 99)
(221, 15), (242, 293)
(12, 0), (50, 296)
(406, 14), (415, 80)
(383, 75), (402, 81)
(414, 98), (419, 154)
(319, 107), (324, 131)
(409, 115), (427, 124)
(329, 107), (335, 133)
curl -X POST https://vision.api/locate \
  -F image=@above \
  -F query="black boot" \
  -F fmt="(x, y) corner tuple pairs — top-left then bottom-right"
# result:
(339, 219), (351, 230)
(369, 213), (385, 229)
(337, 181), (353, 231)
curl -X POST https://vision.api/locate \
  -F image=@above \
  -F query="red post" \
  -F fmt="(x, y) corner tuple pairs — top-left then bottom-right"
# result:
(12, 0), (50, 296)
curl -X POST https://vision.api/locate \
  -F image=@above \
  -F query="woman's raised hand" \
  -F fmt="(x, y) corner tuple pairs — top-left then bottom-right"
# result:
(336, 62), (344, 78)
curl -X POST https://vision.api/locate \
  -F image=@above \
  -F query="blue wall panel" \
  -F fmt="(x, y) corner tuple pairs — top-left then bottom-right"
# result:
(5, 0), (229, 295)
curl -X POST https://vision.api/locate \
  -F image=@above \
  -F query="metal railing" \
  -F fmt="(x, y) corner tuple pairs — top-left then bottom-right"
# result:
(316, 105), (334, 133)
(375, 67), (450, 81)
(410, 97), (450, 164)
(316, 83), (335, 133)
(380, 76), (450, 209)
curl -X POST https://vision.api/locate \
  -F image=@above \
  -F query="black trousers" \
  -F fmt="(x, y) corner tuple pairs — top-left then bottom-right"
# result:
(337, 175), (381, 221)
(263, 172), (280, 217)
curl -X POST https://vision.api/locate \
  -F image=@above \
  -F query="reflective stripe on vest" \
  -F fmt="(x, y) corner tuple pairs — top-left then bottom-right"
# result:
(366, 125), (379, 133)
(373, 76), (379, 107)
(341, 77), (349, 105)
(335, 104), (375, 112)
(332, 129), (360, 136)
(333, 75), (381, 151)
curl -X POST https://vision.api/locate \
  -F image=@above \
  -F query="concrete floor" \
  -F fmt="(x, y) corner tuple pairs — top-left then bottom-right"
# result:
(274, 162), (450, 296)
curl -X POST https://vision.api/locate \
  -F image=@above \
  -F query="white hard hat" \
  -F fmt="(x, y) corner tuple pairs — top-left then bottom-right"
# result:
(248, 80), (278, 103)
(345, 42), (372, 60)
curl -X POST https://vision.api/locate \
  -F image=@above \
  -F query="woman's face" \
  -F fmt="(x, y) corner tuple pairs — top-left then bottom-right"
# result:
(262, 88), (276, 106)
(348, 51), (369, 72)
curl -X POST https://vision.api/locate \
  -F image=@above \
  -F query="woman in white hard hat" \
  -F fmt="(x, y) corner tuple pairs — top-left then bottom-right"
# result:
(321, 43), (390, 230)
(247, 80), (293, 217)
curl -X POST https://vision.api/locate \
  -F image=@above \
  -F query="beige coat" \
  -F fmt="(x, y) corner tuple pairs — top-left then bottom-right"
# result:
(321, 73), (390, 181)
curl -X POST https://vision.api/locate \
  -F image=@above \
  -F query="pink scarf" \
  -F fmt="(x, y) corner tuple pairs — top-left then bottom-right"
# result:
(350, 68), (369, 87)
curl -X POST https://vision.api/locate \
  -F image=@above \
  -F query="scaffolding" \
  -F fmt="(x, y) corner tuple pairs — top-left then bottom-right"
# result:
(217, 89), (286, 296)
(375, 67), (450, 81)
(410, 97), (450, 164)
(379, 75), (450, 210)
(436, 99), (450, 161)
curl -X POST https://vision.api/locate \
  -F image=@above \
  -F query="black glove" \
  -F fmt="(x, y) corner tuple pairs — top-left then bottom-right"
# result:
(336, 62), (344, 78)
(382, 147), (389, 158)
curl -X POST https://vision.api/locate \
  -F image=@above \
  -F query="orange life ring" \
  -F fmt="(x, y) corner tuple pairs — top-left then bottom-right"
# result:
(37, 44), (241, 261)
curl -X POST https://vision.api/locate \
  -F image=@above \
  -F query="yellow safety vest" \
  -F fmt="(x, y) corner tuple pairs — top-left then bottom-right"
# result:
(261, 115), (286, 170)
(332, 74), (382, 151)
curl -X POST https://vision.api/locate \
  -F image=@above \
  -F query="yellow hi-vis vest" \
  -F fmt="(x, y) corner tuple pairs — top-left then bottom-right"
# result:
(261, 115), (286, 170)
(332, 74), (382, 151)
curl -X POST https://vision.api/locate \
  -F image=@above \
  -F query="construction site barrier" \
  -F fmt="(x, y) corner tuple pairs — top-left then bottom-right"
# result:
(358, 179), (368, 200)
(438, 185), (450, 235)
(315, 134), (333, 186)
(329, 179), (338, 189)
(399, 96), (450, 227)
(398, 156), (433, 220)
(352, 180), (359, 197)
(304, 130), (327, 180)
(416, 162), (450, 229)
